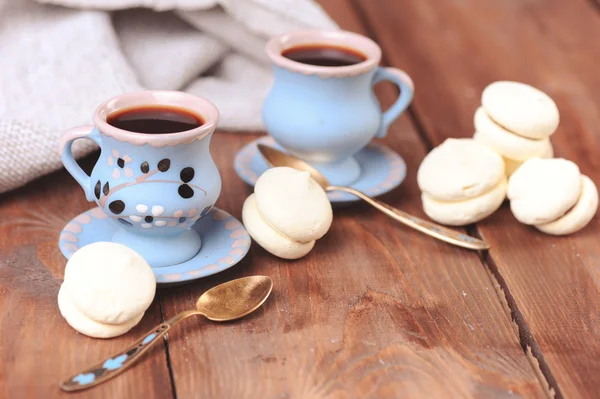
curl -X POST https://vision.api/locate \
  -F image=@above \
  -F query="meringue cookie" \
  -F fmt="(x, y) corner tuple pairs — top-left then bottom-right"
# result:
(482, 81), (559, 139)
(58, 283), (144, 339)
(536, 175), (598, 235)
(474, 107), (550, 161)
(417, 138), (505, 201)
(422, 176), (507, 226)
(243, 194), (315, 259)
(255, 167), (332, 243)
(507, 158), (581, 225)
(64, 242), (156, 325)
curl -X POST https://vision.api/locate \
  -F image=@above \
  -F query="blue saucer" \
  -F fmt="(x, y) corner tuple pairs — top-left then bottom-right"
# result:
(234, 136), (407, 204)
(59, 207), (250, 285)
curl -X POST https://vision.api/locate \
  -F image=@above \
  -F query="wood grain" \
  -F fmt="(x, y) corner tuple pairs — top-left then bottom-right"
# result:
(354, 0), (600, 397)
(5, 0), (599, 397)
(158, 2), (546, 397)
(0, 161), (174, 399)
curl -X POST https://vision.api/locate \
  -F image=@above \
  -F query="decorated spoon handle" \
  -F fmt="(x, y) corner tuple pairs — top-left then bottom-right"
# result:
(60, 310), (200, 392)
(329, 186), (490, 251)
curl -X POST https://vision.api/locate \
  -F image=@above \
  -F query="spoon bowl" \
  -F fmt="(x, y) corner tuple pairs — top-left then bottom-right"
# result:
(257, 144), (330, 188)
(257, 144), (489, 251)
(197, 275), (273, 321)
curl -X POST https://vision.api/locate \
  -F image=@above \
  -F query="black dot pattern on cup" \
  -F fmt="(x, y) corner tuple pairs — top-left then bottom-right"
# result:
(140, 161), (149, 174)
(94, 180), (101, 200)
(180, 167), (194, 183)
(179, 217), (187, 223)
(118, 218), (132, 226)
(158, 159), (171, 172)
(117, 158), (125, 168)
(103, 182), (110, 196)
(144, 216), (153, 223)
(109, 200), (125, 214)
(178, 184), (194, 199)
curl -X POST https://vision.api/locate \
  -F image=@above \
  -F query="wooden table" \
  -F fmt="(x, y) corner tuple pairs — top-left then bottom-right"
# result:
(1, 1), (599, 398)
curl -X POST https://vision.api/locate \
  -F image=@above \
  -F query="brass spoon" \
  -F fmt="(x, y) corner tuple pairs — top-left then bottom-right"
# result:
(257, 144), (489, 251)
(60, 276), (273, 392)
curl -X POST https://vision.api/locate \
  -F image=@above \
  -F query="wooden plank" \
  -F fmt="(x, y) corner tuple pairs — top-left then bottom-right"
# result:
(355, 0), (600, 397)
(0, 162), (174, 399)
(159, 2), (546, 397)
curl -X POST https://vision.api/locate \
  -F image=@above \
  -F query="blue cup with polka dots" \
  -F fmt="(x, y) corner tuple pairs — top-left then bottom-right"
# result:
(59, 91), (221, 267)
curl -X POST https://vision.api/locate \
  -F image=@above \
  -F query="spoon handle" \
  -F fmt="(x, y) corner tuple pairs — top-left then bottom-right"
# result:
(60, 310), (200, 392)
(329, 186), (489, 251)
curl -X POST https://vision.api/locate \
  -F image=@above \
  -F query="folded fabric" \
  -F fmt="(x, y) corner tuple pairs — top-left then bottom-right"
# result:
(0, 1), (141, 193)
(114, 9), (228, 91)
(0, 0), (337, 194)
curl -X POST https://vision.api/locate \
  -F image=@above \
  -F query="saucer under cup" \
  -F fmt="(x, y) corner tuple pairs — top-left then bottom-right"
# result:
(59, 207), (251, 285)
(234, 136), (406, 204)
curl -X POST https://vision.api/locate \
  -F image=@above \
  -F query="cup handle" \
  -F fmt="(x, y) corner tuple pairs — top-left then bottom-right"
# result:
(372, 66), (415, 138)
(58, 125), (101, 202)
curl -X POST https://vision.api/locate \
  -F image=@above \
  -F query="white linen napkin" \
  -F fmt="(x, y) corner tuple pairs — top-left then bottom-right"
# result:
(0, 0), (337, 193)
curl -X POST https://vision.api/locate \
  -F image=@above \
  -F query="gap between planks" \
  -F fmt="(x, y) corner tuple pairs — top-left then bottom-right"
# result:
(472, 230), (558, 399)
(350, 0), (561, 397)
(159, 292), (179, 399)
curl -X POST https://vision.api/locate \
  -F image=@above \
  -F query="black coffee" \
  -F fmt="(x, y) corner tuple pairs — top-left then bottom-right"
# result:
(282, 45), (366, 67)
(107, 105), (203, 134)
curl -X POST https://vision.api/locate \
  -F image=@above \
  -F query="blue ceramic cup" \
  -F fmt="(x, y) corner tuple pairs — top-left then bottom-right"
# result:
(59, 91), (221, 267)
(263, 30), (414, 186)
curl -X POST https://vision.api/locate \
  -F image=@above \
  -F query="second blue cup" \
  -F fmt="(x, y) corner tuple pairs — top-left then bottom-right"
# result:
(263, 29), (414, 186)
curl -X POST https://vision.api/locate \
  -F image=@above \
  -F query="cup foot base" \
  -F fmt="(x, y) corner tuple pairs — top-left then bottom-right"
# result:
(310, 157), (361, 186)
(111, 229), (202, 268)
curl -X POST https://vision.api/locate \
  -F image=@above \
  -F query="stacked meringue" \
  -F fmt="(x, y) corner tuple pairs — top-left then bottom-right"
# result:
(473, 81), (598, 234)
(473, 81), (557, 177)
(243, 167), (333, 259)
(508, 158), (598, 235)
(417, 138), (507, 226)
(58, 242), (156, 338)
(416, 81), (597, 235)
